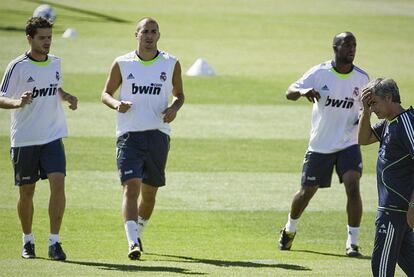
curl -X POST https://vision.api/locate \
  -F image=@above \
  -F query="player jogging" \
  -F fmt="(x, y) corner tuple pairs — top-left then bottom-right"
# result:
(0, 17), (78, 261)
(101, 17), (185, 260)
(278, 32), (369, 257)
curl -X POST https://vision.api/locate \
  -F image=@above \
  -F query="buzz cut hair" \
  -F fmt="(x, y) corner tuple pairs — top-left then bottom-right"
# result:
(333, 31), (355, 47)
(26, 17), (53, 38)
(136, 17), (159, 32)
(364, 77), (401, 104)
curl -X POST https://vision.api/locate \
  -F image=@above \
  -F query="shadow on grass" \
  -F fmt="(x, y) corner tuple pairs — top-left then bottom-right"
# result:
(24, 0), (131, 23)
(62, 260), (205, 275)
(0, 26), (26, 32)
(146, 253), (311, 271)
(293, 249), (372, 260)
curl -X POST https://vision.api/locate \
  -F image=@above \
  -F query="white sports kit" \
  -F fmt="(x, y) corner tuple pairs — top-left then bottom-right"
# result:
(292, 60), (369, 153)
(0, 54), (67, 147)
(115, 50), (177, 137)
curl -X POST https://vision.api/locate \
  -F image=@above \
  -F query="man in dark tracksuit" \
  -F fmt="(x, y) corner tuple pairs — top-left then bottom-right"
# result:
(358, 77), (414, 277)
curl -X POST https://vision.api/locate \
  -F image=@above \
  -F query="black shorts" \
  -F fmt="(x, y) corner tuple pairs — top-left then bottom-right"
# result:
(10, 139), (66, 186)
(116, 130), (170, 187)
(301, 144), (362, 188)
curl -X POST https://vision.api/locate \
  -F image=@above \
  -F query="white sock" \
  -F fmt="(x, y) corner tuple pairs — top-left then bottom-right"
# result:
(346, 225), (360, 247)
(125, 220), (138, 248)
(137, 216), (148, 239)
(23, 233), (34, 245)
(48, 234), (60, 246)
(285, 213), (299, 233)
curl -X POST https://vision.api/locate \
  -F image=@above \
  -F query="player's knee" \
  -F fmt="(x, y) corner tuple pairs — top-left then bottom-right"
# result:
(297, 187), (317, 201)
(19, 185), (35, 200)
(345, 184), (361, 200)
(123, 182), (140, 199)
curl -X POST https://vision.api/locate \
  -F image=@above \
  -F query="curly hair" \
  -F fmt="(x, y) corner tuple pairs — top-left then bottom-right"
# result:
(25, 17), (53, 38)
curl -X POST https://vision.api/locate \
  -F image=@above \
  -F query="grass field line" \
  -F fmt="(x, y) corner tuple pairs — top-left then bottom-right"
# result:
(0, 171), (379, 212)
(0, 103), (312, 139)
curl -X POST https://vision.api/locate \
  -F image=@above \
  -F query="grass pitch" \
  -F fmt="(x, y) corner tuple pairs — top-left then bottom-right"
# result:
(1, 0), (414, 276)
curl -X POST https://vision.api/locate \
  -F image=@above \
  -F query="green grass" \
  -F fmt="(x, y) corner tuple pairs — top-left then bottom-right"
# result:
(1, 0), (413, 276)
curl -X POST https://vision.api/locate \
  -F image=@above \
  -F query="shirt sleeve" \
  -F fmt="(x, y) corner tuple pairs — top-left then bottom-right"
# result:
(0, 61), (20, 98)
(400, 113), (414, 158)
(291, 67), (316, 93)
(372, 120), (386, 142)
(57, 58), (63, 88)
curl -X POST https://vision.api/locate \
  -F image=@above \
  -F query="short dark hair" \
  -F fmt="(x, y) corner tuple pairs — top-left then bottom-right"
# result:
(333, 31), (355, 47)
(364, 78), (401, 104)
(25, 17), (53, 38)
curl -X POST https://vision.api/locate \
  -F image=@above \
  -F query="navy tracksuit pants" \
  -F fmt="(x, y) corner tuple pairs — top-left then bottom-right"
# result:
(372, 209), (414, 277)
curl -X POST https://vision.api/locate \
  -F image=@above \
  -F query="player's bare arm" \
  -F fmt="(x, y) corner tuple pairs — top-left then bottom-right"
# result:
(286, 85), (320, 103)
(162, 61), (185, 123)
(0, 91), (32, 109)
(101, 61), (132, 113)
(358, 89), (377, 145)
(58, 88), (78, 110)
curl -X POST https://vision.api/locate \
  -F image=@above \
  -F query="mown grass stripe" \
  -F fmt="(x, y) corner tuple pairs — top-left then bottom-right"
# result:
(0, 170), (379, 212)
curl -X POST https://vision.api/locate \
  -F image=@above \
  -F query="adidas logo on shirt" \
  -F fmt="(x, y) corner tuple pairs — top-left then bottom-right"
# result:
(27, 76), (35, 83)
(127, 73), (135, 80)
(321, 85), (329, 91)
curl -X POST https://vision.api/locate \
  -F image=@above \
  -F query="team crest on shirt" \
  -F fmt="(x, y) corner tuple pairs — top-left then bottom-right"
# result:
(160, 72), (167, 82)
(56, 71), (60, 81)
(353, 87), (359, 96)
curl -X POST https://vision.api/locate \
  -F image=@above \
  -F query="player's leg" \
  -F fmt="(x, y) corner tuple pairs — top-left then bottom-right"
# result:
(18, 183), (36, 259)
(371, 210), (402, 277)
(397, 228), (414, 276)
(18, 184), (36, 239)
(336, 145), (363, 256)
(48, 173), (65, 236)
(12, 146), (40, 259)
(289, 186), (318, 220)
(117, 132), (146, 260)
(279, 150), (334, 250)
(137, 182), (158, 250)
(136, 130), (169, 251)
(122, 178), (142, 259)
(41, 139), (67, 260)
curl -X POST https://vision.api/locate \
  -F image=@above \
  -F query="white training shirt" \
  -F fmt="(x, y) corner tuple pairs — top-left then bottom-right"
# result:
(115, 50), (177, 137)
(0, 54), (67, 147)
(292, 60), (369, 153)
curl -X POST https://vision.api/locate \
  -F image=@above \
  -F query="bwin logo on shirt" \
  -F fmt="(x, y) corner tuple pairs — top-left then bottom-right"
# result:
(325, 96), (354, 109)
(32, 84), (58, 98)
(132, 83), (162, 95)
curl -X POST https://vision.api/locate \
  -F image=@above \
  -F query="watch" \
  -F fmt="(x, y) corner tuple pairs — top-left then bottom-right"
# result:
(409, 202), (414, 208)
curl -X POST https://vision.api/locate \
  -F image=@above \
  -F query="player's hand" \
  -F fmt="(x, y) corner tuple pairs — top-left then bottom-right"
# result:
(117, 101), (132, 113)
(19, 91), (33, 107)
(360, 88), (373, 111)
(66, 95), (78, 110)
(162, 106), (178, 123)
(301, 89), (320, 103)
(407, 207), (414, 228)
